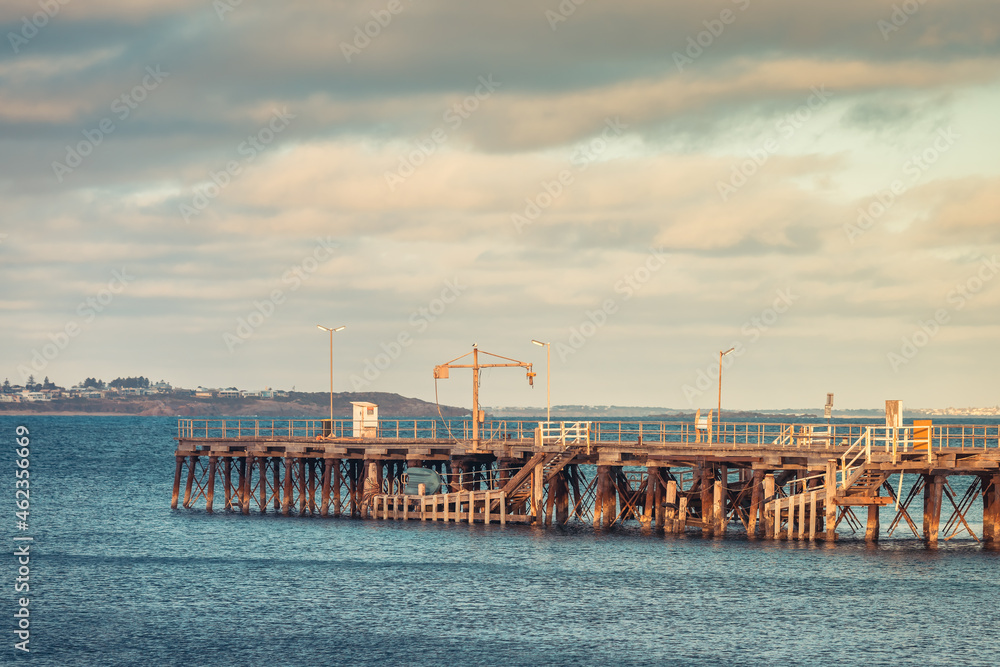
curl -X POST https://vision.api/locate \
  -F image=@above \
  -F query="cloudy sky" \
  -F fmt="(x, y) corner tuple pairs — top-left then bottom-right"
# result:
(2, 0), (999, 411)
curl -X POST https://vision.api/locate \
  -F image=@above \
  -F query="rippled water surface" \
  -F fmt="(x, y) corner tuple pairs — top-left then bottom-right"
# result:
(4, 416), (999, 666)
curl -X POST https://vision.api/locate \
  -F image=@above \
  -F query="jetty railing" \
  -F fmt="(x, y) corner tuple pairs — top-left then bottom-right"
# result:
(176, 419), (1000, 451)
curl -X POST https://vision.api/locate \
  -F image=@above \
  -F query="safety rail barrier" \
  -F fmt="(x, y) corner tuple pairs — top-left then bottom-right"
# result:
(539, 421), (590, 446)
(177, 419), (1000, 450)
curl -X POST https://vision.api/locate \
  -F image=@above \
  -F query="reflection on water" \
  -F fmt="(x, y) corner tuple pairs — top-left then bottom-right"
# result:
(7, 416), (1000, 666)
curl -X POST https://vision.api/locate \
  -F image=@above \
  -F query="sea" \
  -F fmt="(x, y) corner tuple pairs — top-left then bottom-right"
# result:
(3, 415), (999, 666)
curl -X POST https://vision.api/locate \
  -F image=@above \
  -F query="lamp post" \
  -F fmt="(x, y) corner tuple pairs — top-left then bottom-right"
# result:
(531, 339), (551, 424)
(317, 325), (346, 429)
(717, 347), (735, 445)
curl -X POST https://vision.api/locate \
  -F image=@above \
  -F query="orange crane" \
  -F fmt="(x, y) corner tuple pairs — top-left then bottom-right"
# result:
(434, 346), (534, 447)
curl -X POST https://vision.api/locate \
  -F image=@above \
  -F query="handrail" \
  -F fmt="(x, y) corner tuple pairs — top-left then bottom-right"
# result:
(174, 418), (1000, 450)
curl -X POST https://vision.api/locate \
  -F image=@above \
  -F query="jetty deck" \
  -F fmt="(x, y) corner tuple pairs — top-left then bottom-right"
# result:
(172, 418), (1000, 545)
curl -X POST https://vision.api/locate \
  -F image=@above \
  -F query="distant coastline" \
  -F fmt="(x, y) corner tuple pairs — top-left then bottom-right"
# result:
(0, 391), (467, 418)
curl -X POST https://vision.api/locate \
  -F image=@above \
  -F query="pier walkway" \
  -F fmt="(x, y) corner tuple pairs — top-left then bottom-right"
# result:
(172, 418), (1000, 544)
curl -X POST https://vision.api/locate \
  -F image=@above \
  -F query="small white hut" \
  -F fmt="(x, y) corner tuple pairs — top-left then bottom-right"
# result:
(351, 401), (378, 438)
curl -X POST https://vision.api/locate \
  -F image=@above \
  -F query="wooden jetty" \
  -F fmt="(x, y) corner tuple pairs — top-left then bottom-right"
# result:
(172, 416), (1000, 545)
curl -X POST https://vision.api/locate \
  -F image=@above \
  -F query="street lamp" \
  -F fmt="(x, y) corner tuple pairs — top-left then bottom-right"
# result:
(717, 347), (735, 445)
(531, 339), (551, 424)
(317, 325), (346, 431)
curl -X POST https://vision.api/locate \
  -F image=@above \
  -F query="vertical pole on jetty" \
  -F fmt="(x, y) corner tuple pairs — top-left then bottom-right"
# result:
(206, 456), (217, 513)
(321, 459), (333, 517)
(665, 480), (677, 532)
(923, 474), (943, 544)
(700, 466), (714, 535)
(748, 470), (763, 538)
(183, 455), (197, 509)
(282, 456), (293, 515)
(763, 474), (775, 538)
(824, 461), (837, 541)
(333, 459), (343, 517)
(983, 474), (1000, 545)
(171, 456), (184, 509)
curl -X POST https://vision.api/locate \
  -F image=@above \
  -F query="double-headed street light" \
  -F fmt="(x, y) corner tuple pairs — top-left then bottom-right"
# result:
(531, 339), (551, 424)
(317, 325), (346, 429)
(717, 346), (736, 445)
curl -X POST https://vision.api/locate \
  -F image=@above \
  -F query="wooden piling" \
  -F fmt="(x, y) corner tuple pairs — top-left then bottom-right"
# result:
(298, 459), (307, 516)
(748, 470), (763, 538)
(654, 469), (666, 530)
(665, 480), (678, 532)
(713, 480), (725, 535)
(333, 459), (343, 517)
(763, 474), (775, 538)
(866, 505), (880, 543)
(809, 491), (818, 541)
(677, 496), (688, 533)
(532, 460), (544, 524)
(258, 456), (268, 513)
(171, 456), (184, 509)
(555, 473), (569, 525)
(603, 467), (617, 528)
(238, 456), (249, 515)
(223, 457), (233, 510)
(206, 456), (217, 513)
(183, 455), (196, 509)
(642, 466), (657, 525)
(281, 457), (293, 515)
(924, 474), (943, 544)
(983, 474), (1000, 544)
(320, 458), (333, 517)
(700, 465), (713, 535)
(593, 465), (606, 528)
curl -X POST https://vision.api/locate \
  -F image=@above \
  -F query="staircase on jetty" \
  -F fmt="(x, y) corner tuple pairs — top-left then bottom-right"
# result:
(172, 415), (1000, 546)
